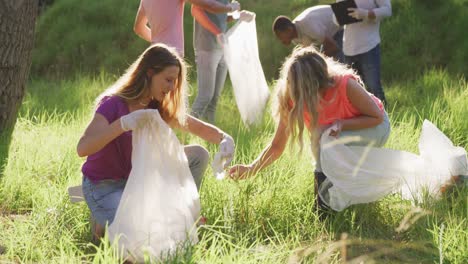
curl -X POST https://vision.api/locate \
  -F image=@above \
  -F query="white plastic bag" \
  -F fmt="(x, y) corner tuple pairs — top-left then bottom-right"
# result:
(319, 120), (468, 211)
(223, 16), (270, 125)
(108, 110), (200, 262)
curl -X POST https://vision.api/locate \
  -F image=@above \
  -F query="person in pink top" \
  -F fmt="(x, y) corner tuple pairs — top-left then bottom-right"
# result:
(134, 0), (240, 56)
(228, 46), (390, 214)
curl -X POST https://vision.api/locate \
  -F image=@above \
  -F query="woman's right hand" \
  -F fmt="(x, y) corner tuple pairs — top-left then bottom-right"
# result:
(229, 164), (254, 180)
(329, 120), (343, 138)
(120, 109), (158, 131)
(228, 1), (240, 12)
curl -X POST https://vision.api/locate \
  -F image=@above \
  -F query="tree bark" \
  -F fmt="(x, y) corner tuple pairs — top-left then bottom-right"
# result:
(0, 0), (38, 169)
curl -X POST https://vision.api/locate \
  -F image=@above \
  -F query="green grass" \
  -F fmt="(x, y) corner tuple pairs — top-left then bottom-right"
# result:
(0, 69), (467, 263)
(1, 0), (468, 262)
(32, 0), (468, 80)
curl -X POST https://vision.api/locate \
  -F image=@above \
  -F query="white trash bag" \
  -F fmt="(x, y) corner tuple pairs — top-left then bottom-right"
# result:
(223, 15), (270, 126)
(319, 120), (468, 211)
(108, 110), (200, 262)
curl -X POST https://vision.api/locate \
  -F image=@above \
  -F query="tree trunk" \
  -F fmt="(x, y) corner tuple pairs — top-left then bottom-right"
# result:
(0, 0), (38, 169)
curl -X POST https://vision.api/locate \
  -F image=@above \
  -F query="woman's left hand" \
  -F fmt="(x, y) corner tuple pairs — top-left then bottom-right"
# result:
(228, 164), (253, 180)
(329, 120), (343, 138)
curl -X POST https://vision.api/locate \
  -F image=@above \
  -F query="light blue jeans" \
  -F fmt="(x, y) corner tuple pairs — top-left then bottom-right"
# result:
(82, 145), (209, 227)
(191, 49), (228, 124)
(315, 111), (391, 172)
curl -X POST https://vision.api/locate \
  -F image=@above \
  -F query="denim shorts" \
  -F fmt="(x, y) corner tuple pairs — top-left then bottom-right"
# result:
(82, 176), (126, 227)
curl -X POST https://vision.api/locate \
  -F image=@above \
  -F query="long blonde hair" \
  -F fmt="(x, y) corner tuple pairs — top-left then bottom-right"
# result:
(274, 46), (358, 153)
(97, 43), (188, 125)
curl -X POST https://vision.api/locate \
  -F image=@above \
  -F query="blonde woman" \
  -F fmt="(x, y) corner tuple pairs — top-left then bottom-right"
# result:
(77, 44), (235, 239)
(229, 47), (390, 212)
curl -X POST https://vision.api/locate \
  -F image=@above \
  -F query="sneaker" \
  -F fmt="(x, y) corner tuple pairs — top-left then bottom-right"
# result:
(314, 172), (332, 213)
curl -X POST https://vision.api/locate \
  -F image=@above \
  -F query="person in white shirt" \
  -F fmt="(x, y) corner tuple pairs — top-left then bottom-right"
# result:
(340, 0), (392, 104)
(272, 5), (344, 61)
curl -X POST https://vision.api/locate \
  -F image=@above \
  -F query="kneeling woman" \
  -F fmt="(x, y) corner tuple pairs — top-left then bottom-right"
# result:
(229, 47), (390, 211)
(77, 44), (235, 239)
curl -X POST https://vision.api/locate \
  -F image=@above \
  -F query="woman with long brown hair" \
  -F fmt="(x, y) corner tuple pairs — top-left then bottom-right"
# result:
(77, 44), (235, 238)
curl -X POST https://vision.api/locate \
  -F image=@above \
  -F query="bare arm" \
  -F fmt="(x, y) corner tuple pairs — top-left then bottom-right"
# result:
(134, 1), (152, 42)
(77, 114), (125, 157)
(187, 0), (234, 14)
(176, 115), (226, 144)
(341, 78), (384, 131)
(191, 4), (222, 36)
(229, 116), (290, 179)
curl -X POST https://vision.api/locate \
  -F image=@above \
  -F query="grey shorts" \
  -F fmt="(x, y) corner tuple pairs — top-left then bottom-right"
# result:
(315, 111), (391, 172)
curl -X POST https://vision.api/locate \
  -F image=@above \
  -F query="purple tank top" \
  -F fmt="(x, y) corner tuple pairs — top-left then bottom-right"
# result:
(82, 96), (132, 182)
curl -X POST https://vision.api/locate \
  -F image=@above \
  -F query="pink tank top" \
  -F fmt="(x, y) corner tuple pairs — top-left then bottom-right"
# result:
(302, 75), (384, 126)
(141, 0), (185, 56)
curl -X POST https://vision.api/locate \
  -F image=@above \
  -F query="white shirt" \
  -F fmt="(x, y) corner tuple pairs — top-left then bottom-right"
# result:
(293, 5), (340, 47)
(338, 0), (392, 56)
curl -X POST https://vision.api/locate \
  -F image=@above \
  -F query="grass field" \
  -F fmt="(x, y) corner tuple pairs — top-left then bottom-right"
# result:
(1, 0), (467, 263)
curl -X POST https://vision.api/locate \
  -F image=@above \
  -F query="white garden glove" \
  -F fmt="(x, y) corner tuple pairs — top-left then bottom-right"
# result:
(120, 109), (157, 131)
(239, 10), (255, 22)
(227, 1), (240, 12)
(216, 33), (227, 47)
(347, 7), (368, 20)
(218, 133), (235, 166)
(212, 152), (227, 180)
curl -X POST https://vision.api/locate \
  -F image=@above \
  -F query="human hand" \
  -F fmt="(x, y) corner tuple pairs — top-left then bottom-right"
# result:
(216, 33), (226, 47)
(228, 164), (253, 180)
(120, 109), (158, 131)
(347, 7), (368, 20)
(239, 10), (255, 22)
(219, 133), (235, 166)
(329, 120), (343, 138)
(228, 1), (240, 12)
